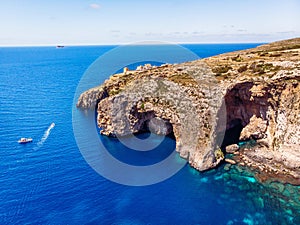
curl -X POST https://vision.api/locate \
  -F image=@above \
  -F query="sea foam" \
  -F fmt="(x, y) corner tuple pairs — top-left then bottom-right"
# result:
(34, 123), (55, 150)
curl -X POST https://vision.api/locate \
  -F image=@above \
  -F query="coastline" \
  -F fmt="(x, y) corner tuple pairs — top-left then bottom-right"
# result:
(77, 38), (300, 185)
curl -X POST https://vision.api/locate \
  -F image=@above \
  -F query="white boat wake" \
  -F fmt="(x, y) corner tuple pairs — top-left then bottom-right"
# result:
(34, 123), (55, 150)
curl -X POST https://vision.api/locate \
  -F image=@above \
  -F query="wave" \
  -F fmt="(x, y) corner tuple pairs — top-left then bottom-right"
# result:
(34, 123), (55, 150)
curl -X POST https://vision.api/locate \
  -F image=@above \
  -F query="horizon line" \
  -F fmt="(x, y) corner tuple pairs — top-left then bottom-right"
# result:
(0, 41), (267, 48)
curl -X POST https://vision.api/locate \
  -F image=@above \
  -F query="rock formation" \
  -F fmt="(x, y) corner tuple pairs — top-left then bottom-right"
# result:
(77, 38), (300, 184)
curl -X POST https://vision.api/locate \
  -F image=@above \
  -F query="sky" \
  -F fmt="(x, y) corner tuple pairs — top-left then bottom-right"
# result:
(0, 0), (299, 46)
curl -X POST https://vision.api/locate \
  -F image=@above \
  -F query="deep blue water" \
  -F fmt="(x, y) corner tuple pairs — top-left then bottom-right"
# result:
(0, 44), (299, 225)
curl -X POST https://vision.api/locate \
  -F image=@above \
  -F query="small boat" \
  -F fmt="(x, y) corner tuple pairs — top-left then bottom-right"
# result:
(56, 45), (64, 48)
(18, 137), (33, 144)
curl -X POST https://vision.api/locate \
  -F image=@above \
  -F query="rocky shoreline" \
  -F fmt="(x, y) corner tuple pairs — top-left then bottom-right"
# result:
(224, 143), (300, 185)
(77, 38), (300, 185)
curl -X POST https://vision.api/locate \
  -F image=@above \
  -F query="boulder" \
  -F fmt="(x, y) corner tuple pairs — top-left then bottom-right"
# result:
(225, 144), (239, 153)
(225, 158), (237, 165)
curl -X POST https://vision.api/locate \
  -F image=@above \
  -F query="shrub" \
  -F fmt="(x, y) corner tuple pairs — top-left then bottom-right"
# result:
(232, 55), (243, 62)
(269, 53), (282, 57)
(258, 52), (269, 56)
(238, 65), (248, 73)
(212, 65), (232, 75)
(214, 148), (224, 160)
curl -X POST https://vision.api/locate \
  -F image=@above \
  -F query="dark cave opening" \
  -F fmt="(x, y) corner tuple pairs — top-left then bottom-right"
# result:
(221, 119), (244, 148)
(133, 117), (175, 140)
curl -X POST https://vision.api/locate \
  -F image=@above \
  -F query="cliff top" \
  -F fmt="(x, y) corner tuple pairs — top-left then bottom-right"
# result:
(77, 38), (300, 109)
(203, 37), (300, 82)
(100, 38), (300, 96)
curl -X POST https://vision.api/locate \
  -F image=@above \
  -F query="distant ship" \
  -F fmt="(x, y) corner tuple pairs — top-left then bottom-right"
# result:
(18, 137), (33, 144)
(56, 45), (64, 48)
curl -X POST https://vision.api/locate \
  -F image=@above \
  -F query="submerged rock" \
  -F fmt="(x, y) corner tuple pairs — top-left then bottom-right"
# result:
(224, 164), (231, 171)
(225, 158), (237, 165)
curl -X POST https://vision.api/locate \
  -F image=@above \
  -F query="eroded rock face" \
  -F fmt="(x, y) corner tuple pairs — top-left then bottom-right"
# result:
(77, 86), (108, 109)
(77, 38), (300, 184)
(224, 78), (300, 151)
(224, 77), (300, 184)
(95, 71), (226, 171)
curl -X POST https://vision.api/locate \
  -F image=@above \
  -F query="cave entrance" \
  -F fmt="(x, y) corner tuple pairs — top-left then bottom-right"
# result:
(221, 119), (243, 148)
(134, 116), (175, 140)
(219, 81), (268, 150)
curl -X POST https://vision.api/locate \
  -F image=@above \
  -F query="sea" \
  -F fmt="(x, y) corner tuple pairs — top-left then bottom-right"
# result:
(0, 44), (299, 225)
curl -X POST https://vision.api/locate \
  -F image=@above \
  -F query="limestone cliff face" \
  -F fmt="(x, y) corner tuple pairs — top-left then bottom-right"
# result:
(77, 38), (300, 184)
(86, 62), (226, 171)
(223, 78), (300, 184)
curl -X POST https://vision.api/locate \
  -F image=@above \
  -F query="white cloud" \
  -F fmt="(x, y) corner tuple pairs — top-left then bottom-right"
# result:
(90, 3), (100, 9)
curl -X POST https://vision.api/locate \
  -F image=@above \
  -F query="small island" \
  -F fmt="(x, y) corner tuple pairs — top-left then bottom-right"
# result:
(77, 38), (300, 185)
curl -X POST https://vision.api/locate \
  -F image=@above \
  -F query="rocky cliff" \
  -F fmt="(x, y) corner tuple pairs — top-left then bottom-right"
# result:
(77, 38), (300, 184)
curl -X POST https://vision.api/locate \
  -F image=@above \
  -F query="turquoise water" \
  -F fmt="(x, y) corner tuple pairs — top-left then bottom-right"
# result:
(0, 44), (299, 224)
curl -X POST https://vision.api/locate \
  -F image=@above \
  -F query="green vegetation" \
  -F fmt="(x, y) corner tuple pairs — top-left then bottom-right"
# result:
(212, 65), (232, 76)
(108, 88), (122, 96)
(168, 73), (198, 86)
(232, 55), (243, 62)
(258, 52), (269, 57)
(237, 65), (248, 73)
(249, 62), (280, 74)
(214, 148), (224, 160)
(269, 53), (282, 57)
(272, 44), (300, 51)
